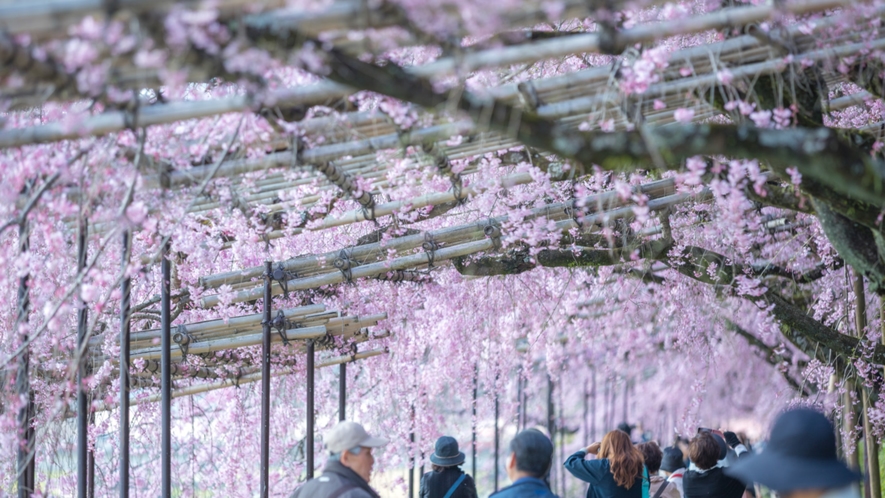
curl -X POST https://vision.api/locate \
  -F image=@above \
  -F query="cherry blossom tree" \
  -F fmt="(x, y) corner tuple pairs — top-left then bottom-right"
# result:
(1, 0), (885, 496)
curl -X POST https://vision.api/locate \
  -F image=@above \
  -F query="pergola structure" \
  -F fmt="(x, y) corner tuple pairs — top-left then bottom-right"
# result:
(2, 0), (885, 496)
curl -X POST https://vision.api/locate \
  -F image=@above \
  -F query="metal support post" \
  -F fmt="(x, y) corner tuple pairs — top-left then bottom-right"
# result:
(471, 365), (477, 480)
(160, 243), (172, 498)
(339, 362), (346, 421)
(119, 230), (131, 498)
(306, 340), (315, 479)
(494, 392), (499, 493)
(409, 424), (415, 498)
(16, 216), (32, 498)
(77, 220), (88, 498)
(260, 261), (272, 498)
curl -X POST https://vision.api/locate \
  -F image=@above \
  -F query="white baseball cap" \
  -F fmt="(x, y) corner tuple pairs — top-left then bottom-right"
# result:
(325, 421), (388, 453)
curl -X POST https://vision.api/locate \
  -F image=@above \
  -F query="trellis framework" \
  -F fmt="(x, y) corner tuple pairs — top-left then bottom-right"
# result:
(3, 0), (885, 496)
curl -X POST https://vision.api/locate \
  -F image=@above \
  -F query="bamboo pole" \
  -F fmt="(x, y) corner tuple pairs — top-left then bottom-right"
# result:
(90, 347), (388, 411)
(0, 0), (860, 149)
(199, 187), (707, 308)
(128, 313), (385, 361)
(854, 272), (881, 498)
(199, 175), (682, 289)
(89, 304), (325, 347)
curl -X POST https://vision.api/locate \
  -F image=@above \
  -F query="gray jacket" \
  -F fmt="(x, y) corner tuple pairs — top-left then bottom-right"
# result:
(289, 460), (381, 498)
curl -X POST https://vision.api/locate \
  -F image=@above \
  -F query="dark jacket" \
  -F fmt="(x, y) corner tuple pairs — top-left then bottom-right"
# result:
(490, 477), (559, 498)
(419, 466), (477, 498)
(682, 448), (750, 498)
(563, 450), (643, 498)
(289, 459), (380, 498)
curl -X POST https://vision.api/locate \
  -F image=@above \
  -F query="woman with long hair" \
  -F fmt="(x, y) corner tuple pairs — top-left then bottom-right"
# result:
(564, 430), (648, 498)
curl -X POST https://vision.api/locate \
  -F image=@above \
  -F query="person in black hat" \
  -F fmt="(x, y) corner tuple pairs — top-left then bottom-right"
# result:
(725, 408), (862, 498)
(419, 436), (477, 498)
(659, 446), (686, 496)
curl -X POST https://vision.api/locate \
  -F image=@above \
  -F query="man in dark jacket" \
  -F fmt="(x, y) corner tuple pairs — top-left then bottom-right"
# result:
(419, 436), (478, 498)
(290, 420), (388, 498)
(491, 429), (559, 498)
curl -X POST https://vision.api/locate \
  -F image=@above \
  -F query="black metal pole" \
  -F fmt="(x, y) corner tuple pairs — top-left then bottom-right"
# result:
(77, 220), (88, 498)
(160, 243), (172, 498)
(409, 404), (415, 498)
(471, 365), (477, 480)
(119, 230), (131, 498)
(516, 372), (523, 431)
(306, 340), (315, 480)
(547, 376), (554, 438)
(16, 216), (32, 498)
(260, 261), (272, 498)
(338, 362), (346, 421)
(87, 409), (95, 498)
(494, 392), (499, 493)
(591, 368), (596, 442)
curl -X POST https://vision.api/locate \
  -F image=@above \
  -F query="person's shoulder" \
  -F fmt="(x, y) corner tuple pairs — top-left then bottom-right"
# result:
(339, 488), (375, 498)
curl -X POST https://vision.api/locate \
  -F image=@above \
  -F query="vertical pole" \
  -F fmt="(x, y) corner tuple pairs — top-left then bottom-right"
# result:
(338, 363), (346, 422)
(260, 261), (272, 498)
(77, 220), (88, 498)
(547, 376), (554, 492)
(87, 407), (95, 498)
(494, 391), (499, 493)
(559, 389), (565, 498)
(582, 386), (588, 445)
(516, 371), (524, 431)
(472, 365), (477, 481)
(306, 340), (315, 480)
(547, 376), (554, 438)
(591, 368), (596, 442)
(623, 376), (629, 427)
(409, 405), (415, 498)
(520, 375), (527, 432)
(854, 272), (881, 498)
(16, 215), (32, 498)
(160, 243), (172, 498)
(119, 230), (131, 498)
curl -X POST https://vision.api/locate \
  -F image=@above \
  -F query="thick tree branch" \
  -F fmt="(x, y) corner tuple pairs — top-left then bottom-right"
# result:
(726, 320), (811, 396)
(323, 50), (885, 209)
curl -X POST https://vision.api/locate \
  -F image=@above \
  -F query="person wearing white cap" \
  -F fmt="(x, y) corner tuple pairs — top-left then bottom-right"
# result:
(289, 420), (389, 498)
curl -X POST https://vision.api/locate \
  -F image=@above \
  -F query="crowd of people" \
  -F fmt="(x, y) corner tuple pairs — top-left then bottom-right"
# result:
(289, 408), (863, 498)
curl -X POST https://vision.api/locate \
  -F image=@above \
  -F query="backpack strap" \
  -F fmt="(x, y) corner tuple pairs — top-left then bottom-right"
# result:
(328, 483), (359, 498)
(652, 480), (670, 498)
(642, 466), (650, 498)
(443, 473), (467, 498)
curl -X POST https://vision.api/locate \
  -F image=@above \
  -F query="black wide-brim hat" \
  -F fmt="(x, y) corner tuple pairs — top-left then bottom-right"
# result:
(725, 408), (862, 492)
(430, 436), (466, 467)
(726, 452), (861, 491)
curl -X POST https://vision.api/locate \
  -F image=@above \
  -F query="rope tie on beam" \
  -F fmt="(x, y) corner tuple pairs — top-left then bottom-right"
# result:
(270, 310), (290, 346)
(484, 223), (502, 250)
(173, 325), (191, 361)
(334, 248), (355, 283)
(422, 233), (440, 268)
(422, 142), (464, 202)
(564, 200), (585, 229)
(271, 263), (295, 299)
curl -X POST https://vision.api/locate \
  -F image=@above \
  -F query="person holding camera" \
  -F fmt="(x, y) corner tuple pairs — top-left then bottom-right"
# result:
(682, 428), (748, 498)
(563, 429), (647, 498)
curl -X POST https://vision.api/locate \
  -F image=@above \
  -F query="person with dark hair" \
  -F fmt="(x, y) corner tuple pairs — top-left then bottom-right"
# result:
(659, 446), (686, 496)
(419, 436), (477, 498)
(682, 429), (748, 498)
(725, 408), (861, 498)
(491, 429), (559, 498)
(563, 429), (647, 498)
(638, 442), (680, 498)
